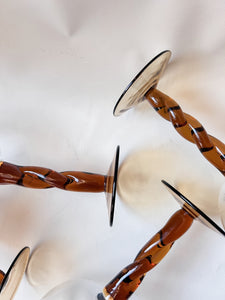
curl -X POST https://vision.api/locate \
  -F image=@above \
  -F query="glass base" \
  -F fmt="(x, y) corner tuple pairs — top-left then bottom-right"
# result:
(0, 247), (30, 299)
(105, 145), (120, 226)
(113, 50), (171, 116)
(162, 180), (225, 237)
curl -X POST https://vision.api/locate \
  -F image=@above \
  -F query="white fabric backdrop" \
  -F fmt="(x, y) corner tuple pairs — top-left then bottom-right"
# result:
(0, 0), (224, 299)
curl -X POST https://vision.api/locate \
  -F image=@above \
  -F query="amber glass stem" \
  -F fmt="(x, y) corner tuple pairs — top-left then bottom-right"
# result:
(145, 88), (225, 176)
(0, 161), (105, 192)
(103, 209), (193, 299)
(0, 270), (5, 286)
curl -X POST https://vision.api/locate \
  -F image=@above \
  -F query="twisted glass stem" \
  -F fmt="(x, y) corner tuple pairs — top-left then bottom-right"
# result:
(0, 161), (105, 192)
(0, 270), (4, 286)
(102, 209), (193, 299)
(145, 88), (225, 176)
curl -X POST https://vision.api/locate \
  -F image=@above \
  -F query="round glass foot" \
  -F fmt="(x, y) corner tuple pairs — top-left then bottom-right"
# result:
(162, 180), (225, 237)
(105, 145), (120, 226)
(0, 247), (30, 299)
(113, 50), (171, 116)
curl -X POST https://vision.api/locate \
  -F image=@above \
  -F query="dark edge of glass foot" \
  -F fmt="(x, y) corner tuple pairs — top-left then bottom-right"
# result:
(0, 247), (29, 293)
(113, 50), (171, 116)
(97, 293), (105, 300)
(161, 180), (225, 237)
(109, 145), (120, 227)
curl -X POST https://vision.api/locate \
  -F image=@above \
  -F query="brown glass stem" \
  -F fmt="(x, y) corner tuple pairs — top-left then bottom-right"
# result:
(102, 209), (193, 299)
(0, 161), (105, 193)
(145, 88), (225, 176)
(0, 270), (5, 286)
(0, 146), (119, 226)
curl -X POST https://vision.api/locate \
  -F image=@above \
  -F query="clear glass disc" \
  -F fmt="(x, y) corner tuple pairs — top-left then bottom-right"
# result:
(162, 180), (225, 237)
(113, 50), (171, 116)
(0, 247), (30, 299)
(105, 145), (120, 226)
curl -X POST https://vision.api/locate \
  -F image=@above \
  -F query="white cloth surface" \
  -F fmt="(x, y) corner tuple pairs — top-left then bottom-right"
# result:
(0, 0), (225, 299)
